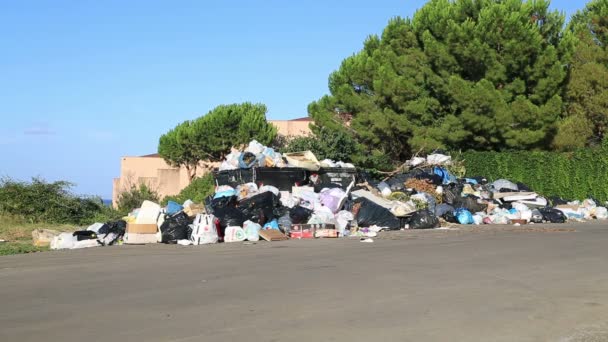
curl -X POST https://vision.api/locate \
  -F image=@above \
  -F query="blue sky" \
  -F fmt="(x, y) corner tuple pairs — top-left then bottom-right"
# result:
(0, 0), (588, 198)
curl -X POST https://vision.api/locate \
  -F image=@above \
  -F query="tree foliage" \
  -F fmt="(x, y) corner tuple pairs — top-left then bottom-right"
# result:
(309, 0), (574, 166)
(555, 0), (608, 150)
(158, 103), (277, 181)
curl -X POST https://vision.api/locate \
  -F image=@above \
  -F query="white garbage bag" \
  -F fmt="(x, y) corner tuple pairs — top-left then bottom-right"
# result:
(426, 154), (452, 165)
(377, 182), (392, 198)
(86, 222), (105, 233)
(246, 140), (265, 155)
(407, 157), (426, 167)
(224, 226), (246, 243)
(190, 214), (219, 245)
(492, 179), (519, 192)
(136, 200), (161, 224)
(594, 207), (608, 220)
(259, 185), (280, 196)
(335, 211), (354, 235)
(50, 232), (77, 250)
(243, 220), (262, 241)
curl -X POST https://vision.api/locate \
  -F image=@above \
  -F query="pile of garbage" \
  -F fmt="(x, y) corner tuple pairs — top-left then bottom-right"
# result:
(218, 140), (355, 171)
(43, 146), (608, 250)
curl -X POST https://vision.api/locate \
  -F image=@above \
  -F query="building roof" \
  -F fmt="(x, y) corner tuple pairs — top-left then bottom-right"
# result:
(290, 117), (312, 121)
(140, 153), (160, 158)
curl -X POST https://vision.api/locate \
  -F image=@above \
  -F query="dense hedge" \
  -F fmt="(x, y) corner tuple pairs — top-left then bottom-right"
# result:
(462, 145), (608, 203)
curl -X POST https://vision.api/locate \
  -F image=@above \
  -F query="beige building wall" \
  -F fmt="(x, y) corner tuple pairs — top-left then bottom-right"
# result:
(112, 118), (313, 207)
(270, 119), (312, 136)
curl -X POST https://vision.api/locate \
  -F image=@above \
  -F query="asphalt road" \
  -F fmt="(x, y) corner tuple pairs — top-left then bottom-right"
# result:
(1, 222), (608, 342)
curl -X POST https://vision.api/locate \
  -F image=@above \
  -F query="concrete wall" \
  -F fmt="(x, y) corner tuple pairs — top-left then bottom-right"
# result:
(270, 119), (312, 136)
(112, 157), (215, 207)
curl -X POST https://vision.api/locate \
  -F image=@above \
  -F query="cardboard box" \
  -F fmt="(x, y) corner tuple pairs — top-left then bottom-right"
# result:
(126, 223), (158, 234)
(259, 230), (288, 241)
(124, 233), (158, 244)
(315, 229), (338, 238)
(290, 224), (314, 239)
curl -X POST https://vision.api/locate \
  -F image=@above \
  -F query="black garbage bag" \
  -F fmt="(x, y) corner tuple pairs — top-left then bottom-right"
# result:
(352, 197), (401, 230)
(238, 192), (280, 225)
(442, 211), (459, 223)
(97, 220), (127, 246)
(386, 173), (411, 191)
(99, 220), (127, 235)
(538, 208), (567, 223)
(289, 206), (313, 224)
(73, 230), (98, 241)
(443, 183), (464, 205)
(209, 196), (245, 232)
(408, 210), (440, 229)
(453, 196), (487, 213)
(548, 196), (570, 206)
(435, 203), (455, 217)
(516, 182), (533, 192)
(160, 212), (190, 243)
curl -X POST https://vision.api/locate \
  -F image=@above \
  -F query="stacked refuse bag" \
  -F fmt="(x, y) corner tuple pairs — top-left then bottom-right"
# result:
(48, 144), (608, 250)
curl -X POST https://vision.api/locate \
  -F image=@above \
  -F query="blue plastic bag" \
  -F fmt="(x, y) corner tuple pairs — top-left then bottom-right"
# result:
(166, 201), (184, 215)
(213, 189), (237, 199)
(263, 219), (280, 230)
(238, 152), (258, 169)
(433, 167), (457, 185)
(455, 208), (474, 225)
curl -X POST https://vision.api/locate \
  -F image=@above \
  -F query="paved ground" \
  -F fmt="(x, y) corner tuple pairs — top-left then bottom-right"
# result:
(1, 222), (608, 342)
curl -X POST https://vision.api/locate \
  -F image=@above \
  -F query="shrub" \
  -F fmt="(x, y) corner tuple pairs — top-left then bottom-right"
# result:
(162, 173), (215, 205)
(282, 127), (359, 162)
(0, 177), (109, 225)
(116, 183), (160, 214)
(462, 145), (608, 203)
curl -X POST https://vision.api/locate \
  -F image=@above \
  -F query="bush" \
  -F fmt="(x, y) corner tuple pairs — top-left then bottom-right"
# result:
(462, 145), (608, 203)
(282, 127), (359, 162)
(116, 183), (160, 214)
(162, 173), (215, 205)
(0, 177), (110, 225)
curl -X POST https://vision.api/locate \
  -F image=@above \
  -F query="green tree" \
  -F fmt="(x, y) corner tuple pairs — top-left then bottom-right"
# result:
(555, 0), (608, 150)
(309, 0), (574, 168)
(159, 103), (277, 181)
(158, 121), (203, 182)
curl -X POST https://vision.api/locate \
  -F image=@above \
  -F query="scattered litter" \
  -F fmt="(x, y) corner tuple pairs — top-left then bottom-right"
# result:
(38, 141), (604, 252)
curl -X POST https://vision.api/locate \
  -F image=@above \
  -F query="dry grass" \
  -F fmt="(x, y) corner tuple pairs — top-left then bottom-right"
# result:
(0, 215), (75, 255)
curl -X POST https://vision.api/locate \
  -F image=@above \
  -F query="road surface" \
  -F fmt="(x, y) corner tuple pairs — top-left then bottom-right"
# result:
(1, 222), (608, 341)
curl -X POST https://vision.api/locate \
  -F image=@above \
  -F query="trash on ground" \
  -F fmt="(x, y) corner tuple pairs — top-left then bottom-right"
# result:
(39, 141), (606, 251)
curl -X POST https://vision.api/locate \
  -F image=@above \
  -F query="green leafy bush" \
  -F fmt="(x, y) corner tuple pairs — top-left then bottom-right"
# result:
(162, 173), (215, 205)
(462, 144), (608, 202)
(0, 177), (112, 225)
(282, 127), (359, 163)
(116, 183), (160, 214)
